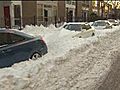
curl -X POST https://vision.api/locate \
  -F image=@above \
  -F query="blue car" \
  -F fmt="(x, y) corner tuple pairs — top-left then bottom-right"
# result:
(0, 29), (48, 68)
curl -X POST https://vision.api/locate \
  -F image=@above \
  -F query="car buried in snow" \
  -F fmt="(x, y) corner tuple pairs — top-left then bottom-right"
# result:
(0, 29), (48, 68)
(107, 19), (119, 26)
(62, 22), (95, 38)
(91, 20), (112, 30)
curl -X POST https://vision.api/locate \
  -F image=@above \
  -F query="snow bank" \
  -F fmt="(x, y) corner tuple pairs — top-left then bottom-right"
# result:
(0, 25), (120, 90)
(47, 24), (57, 30)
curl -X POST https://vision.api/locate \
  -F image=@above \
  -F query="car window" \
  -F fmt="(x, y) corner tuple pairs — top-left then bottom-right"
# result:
(81, 24), (86, 29)
(93, 22), (107, 26)
(85, 25), (91, 30)
(67, 24), (81, 31)
(81, 24), (91, 30)
(108, 19), (115, 23)
(63, 25), (68, 29)
(106, 22), (110, 26)
(9, 33), (26, 44)
(92, 22), (98, 26)
(0, 33), (9, 46)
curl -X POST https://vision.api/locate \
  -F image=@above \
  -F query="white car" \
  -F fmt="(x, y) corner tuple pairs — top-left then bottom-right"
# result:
(62, 22), (95, 38)
(88, 22), (93, 26)
(91, 20), (112, 30)
(108, 19), (119, 26)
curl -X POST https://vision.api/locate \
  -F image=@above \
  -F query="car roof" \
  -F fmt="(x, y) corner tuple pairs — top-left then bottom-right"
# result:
(0, 29), (34, 38)
(108, 19), (115, 20)
(95, 20), (108, 22)
(94, 20), (111, 24)
(66, 22), (87, 25)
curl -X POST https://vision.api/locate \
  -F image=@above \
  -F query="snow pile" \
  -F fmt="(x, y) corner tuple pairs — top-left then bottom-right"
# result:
(95, 26), (120, 37)
(22, 24), (47, 36)
(47, 24), (57, 30)
(0, 25), (120, 90)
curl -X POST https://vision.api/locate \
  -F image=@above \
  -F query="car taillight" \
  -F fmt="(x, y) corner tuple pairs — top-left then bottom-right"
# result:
(40, 37), (45, 44)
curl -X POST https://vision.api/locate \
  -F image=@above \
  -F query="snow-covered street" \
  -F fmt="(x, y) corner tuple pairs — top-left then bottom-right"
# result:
(0, 25), (120, 90)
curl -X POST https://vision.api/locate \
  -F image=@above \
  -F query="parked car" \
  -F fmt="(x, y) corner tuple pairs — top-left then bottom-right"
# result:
(62, 22), (95, 38)
(107, 19), (119, 26)
(88, 22), (93, 26)
(91, 20), (112, 30)
(0, 29), (48, 68)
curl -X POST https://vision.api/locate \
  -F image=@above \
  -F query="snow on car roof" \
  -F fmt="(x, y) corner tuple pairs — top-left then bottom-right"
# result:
(95, 20), (108, 22)
(66, 22), (88, 25)
(94, 20), (112, 24)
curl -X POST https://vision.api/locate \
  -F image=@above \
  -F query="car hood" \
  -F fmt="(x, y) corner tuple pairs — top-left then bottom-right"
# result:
(58, 28), (80, 37)
(93, 26), (106, 30)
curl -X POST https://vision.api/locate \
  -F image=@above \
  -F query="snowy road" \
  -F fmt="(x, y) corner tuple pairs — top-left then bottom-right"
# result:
(0, 25), (120, 90)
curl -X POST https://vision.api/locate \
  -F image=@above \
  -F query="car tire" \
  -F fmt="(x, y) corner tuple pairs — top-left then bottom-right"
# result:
(92, 33), (95, 36)
(30, 52), (41, 60)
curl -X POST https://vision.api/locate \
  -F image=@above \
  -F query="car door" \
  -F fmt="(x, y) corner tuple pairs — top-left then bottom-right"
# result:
(79, 24), (88, 38)
(0, 33), (14, 67)
(72, 24), (83, 38)
(7, 33), (34, 63)
(81, 24), (94, 37)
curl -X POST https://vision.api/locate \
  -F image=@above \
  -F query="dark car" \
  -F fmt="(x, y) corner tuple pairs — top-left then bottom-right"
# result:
(0, 29), (48, 68)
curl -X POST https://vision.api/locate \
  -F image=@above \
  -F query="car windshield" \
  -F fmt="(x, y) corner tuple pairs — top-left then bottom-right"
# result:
(108, 19), (115, 23)
(81, 24), (91, 30)
(93, 22), (107, 26)
(63, 25), (68, 29)
(63, 24), (81, 31)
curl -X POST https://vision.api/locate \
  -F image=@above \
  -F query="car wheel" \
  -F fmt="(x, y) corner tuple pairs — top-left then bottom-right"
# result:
(30, 52), (41, 60)
(92, 33), (95, 36)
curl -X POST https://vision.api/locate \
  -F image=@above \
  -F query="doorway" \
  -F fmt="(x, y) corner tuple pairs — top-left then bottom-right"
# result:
(44, 9), (48, 22)
(4, 6), (11, 28)
(68, 10), (73, 22)
(14, 5), (21, 27)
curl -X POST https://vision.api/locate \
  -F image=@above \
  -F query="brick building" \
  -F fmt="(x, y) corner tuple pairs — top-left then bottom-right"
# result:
(0, 1), (115, 28)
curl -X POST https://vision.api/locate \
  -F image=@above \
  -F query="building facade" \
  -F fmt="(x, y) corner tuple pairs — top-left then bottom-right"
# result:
(0, 1), (22, 28)
(0, 1), (116, 28)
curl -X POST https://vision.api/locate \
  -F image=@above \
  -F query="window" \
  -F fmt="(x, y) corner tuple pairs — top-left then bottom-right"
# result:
(0, 33), (9, 46)
(0, 33), (25, 47)
(85, 25), (91, 30)
(93, 22), (108, 26)
(14, 5), (21, 26)
(63, 25), (68, 29)
(81, 24), (91, 30)
(64, 24), (81, 31)
(106, 22), (110, 26)
(37, 4), (43, 21)
(14, 5), (20, 18)
(81, 24), (86, 29)
(9, 33), (26, 44)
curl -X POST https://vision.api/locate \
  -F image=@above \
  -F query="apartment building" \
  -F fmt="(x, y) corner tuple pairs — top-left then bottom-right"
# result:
(0, 1), (115, 28)
(80, 1), (93, 21)
(22, 1), (57, 26)
(65, 0), (76, 22)
(37, 1), (57, 25)
(0, 1), (22, 28)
